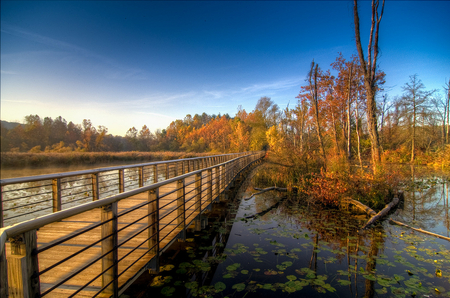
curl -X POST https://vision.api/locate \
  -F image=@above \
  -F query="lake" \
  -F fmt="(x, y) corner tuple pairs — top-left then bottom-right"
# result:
(123, 164), (449, 297)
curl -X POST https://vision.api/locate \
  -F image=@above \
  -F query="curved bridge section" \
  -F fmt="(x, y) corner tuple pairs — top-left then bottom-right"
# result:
(0, 151), (265, 297)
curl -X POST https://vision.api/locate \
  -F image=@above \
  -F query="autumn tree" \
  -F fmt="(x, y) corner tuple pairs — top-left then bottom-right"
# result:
(399, 74), (434, 162)
(353, 0), (385, 169)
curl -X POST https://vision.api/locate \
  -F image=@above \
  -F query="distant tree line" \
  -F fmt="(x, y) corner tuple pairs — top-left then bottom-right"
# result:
(1, 59), (449, 166)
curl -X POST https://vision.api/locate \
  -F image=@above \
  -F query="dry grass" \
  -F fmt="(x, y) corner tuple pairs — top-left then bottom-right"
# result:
(1, 151), (216, 168)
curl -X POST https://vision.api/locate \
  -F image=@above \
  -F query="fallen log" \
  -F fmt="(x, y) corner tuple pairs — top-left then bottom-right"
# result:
(360, 194), (399, 230)
(244, 186), (287, 201)
(341, 197), (377, 217)
(389, 219), (450, 242)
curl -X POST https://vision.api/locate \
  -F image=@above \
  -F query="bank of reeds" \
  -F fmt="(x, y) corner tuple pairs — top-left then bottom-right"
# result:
(1, 151), (215, 168)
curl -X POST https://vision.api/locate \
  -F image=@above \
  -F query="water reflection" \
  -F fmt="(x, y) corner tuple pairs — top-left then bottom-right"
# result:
(125, 166), (450, 298)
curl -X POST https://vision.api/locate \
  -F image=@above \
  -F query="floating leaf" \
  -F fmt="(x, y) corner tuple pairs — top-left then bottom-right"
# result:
(214, 282), (226, 292)
(232, 283), (246, 292)
(337, 279), (352, 286)
(161, 286), (175, 296)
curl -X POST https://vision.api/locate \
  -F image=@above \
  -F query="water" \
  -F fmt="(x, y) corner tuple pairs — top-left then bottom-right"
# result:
(0, 161), (142, 179)
(123, 165), (450, 298)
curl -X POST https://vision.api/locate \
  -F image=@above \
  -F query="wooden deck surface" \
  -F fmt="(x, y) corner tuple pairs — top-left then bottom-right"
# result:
(6, 173), (218, 297)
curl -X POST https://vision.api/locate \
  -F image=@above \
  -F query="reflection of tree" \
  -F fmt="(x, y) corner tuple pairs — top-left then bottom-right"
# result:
(364, 230), (381, 298)
(401, 166), (449, 233)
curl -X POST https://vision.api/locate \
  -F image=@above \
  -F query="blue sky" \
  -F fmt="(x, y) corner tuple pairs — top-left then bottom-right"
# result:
(1, 1), (449, 136)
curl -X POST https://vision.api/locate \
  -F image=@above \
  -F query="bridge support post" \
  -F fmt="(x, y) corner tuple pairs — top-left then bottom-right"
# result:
(52, 178), (62, 212)
(177, 179), (186, 241)
(148, 189), (160, 274)
(6, 230), (40, 298)
(101, 202), (118, 296)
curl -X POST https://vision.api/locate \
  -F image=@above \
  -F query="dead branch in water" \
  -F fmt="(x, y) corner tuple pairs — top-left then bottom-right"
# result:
(341, 197), (377, 217)
(244, 186), (287, 201)
(389, 219), (450, 242)
(360, 194), (400, 230)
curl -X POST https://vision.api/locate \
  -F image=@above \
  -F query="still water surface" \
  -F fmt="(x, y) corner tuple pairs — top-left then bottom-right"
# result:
(124, 165), (449, 298)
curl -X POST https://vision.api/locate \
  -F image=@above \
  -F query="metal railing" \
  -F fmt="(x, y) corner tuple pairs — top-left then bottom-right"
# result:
(0, 152), (251, 228)
(0, 151), (265, 298)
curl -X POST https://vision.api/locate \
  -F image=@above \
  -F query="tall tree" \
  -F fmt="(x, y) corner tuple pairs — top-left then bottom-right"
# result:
(353, 0), (385, 169)
(445, 79), (450, 144)
(308, 61), (326, 161)
(400, 74), (434, 162)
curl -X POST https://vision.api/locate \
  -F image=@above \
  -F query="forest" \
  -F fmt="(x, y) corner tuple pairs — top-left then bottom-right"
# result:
(1, 59), (449, 170)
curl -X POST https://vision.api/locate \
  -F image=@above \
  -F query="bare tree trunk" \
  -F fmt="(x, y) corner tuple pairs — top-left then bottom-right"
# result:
(353, 0), (385, 170)
(309, 61), (326, 161)
(347, 64), (353, 160)
(355, 96), (363, 169)
(446, 79), (450, 144)
(411, 90), (416, 163)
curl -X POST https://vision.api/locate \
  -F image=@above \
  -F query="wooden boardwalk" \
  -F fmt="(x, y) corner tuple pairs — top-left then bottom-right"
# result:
(1, 152), (264, 298)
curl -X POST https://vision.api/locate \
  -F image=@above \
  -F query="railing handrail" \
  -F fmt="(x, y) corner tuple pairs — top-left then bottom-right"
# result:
(0, 152), (251, 186)
(0, 152), (263, 251)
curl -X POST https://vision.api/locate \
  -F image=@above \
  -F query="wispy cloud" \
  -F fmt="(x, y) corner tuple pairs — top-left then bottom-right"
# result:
(1, 70), (18, 75)
(239, 78), (300, 94)
(1, 23), (147, 80)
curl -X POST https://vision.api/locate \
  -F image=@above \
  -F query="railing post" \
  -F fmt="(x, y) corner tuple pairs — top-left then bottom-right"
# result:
(1, 242), (7, 298)
(207, 169), (213, 205)
(177, 179), (186, 241)
(148, 189), (159, 273)
(7, 230), (40, 297)
(194, 172), (202, 231)
(92, 173), (99, 201)
(153, 165), (158, 184)
(139, 167), (144, 187)
(119, 169), (125, 193)
(52, 178), (62, 212)
(165, 164), (169, 180)
(101, 202), (118, 296)
(214, 167), (220, 198)
(1, 186), (5, 228)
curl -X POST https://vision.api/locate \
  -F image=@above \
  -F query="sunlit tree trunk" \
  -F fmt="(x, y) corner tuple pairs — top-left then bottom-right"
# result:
(347, 64), (353, 161)
(353, 0), (385, 170)
(308, 61), (326, 161)
(355, 96), (363, 169)
(446, 79), (450, 144)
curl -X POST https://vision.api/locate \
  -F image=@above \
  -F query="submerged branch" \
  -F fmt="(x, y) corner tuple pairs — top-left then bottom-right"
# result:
(244, 187), (287, 201)
(389, 219), (450, 242)
(341, 197), (377, 217)
(360, 194), (400, 230)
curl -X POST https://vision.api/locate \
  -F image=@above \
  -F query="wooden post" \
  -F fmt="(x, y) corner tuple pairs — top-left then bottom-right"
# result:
(138, 167), (144, 187)
(92, 173), (99, 201)
(7, 230), (40, 298)
(52, 178), (62, 212)
(174, 162), (178, 177)
(153, 165), (158, 184)
(207, 169), (213, 205)
(165, 164), (169, 180)
(148, 189), (159, 274)
(1, 243), (7, 298)
(194, 173), (202, 231)
(119, 169), (125, 193)
(101, 202), (118, 296)
(1, 186), (5, 228)
(215, 167), (220, 198)
(177, 179), (186, 241)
